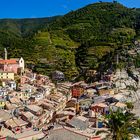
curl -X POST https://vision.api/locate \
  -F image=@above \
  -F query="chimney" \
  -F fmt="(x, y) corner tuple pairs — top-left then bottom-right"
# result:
(4, 48), (7, 60)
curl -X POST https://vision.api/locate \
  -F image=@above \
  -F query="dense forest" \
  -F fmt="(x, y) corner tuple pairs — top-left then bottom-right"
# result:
(0, 2), (140, 80)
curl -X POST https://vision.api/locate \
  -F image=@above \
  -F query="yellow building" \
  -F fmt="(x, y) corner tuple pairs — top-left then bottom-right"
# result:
(0, 71), (14, 80)
(13, 92), (31, 100)
(0, 99), (6, 109)
(98, 89), (114, 96)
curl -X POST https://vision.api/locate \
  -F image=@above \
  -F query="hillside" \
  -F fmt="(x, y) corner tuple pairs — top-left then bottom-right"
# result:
(32, 2), (139, 79)
(0, 2), (140, 80)
(50, 2), (136, 41)
(0, 16), (59, 37)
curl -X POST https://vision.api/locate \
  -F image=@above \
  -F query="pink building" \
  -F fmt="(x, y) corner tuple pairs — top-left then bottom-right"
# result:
(36, 75), (49, 85)
(0, 58), (24, 74)
(20, 76), (30, 85)
(0, 59), (19, 73)
(0, 48), (25, 74)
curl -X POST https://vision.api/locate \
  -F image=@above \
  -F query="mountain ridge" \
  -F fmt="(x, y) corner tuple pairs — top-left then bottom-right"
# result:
(0, 2), (139, 80)
(0, 16), (60, 37)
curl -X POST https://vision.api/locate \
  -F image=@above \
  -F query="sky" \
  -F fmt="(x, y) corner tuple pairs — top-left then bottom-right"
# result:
(0, 0), (140, 19)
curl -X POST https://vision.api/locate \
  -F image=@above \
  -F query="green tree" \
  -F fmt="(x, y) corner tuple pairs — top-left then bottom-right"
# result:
(106, 110), (140, 140)
(126, 102), (134, 110)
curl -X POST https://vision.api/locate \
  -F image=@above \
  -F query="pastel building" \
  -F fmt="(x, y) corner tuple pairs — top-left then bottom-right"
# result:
(8, 81), (17, 89)
(91, 103), (109, 115)
(0, 71), (14, 80)
(0, 48), (25, 74)
(0, 99), (6, 109)
(72, 85), (84, 98)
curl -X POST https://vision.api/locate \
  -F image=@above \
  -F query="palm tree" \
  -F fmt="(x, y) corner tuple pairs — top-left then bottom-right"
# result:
(105, 109), (140, 140)
(131, 119), (140, 138)
(126, 102), (134, 110)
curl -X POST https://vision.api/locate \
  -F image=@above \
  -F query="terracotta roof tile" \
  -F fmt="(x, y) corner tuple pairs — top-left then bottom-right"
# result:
(0, 59), (18, 64)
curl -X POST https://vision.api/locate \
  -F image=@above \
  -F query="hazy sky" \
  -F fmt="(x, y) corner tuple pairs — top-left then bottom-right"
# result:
(0, 0), (140, 18)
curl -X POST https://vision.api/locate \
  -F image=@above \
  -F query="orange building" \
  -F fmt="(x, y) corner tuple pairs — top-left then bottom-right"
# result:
(72, 85), (84, 98)
(91, 103), (109, 115)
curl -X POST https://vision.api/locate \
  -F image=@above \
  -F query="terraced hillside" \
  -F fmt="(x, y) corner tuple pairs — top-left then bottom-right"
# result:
(0, 2), (140, 79)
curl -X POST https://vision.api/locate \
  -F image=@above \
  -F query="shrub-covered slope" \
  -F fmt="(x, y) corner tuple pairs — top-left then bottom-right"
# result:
(0, 2), (140, 79)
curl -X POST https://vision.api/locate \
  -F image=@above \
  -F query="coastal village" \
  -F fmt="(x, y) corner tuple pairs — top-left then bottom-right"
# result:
(0, 48), (139, 140)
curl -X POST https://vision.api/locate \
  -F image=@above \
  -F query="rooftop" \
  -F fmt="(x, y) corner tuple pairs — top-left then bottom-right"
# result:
(9, 97), (21, 105)
(22, 111), (35, 119)
(67, 116), (89, 130)
(0, 110), (12, 122)
(26, 105), (42, 112)
(45, 126), (101, 140)
(112, 102), (127, 108)
(5, 117), (28, 128)
(5, 101), (18, 110)
(0, 59), (18, 64)
(0, 71), (14, 73)
(92, 103), (108, 108)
